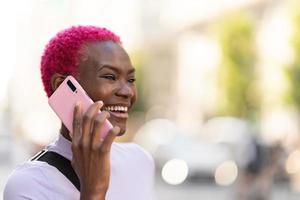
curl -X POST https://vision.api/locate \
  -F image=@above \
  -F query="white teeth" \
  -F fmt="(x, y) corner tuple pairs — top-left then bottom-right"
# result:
(104, 105), (128, 112)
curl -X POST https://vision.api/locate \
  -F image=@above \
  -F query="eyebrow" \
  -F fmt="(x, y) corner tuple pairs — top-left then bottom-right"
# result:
(98, 64), (135, 74)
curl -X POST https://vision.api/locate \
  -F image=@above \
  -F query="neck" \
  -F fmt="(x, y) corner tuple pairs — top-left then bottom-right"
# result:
(60, 123), (72, 141)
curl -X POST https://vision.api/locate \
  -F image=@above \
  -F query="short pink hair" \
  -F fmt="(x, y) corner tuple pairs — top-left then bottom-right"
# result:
(40, 25), (121, 97)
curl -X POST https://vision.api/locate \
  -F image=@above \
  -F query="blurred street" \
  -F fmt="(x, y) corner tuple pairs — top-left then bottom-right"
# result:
(154, 174), (300, 200)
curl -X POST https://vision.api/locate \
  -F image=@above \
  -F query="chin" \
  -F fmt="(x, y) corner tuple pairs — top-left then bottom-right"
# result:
(118, 125), (126, 136)
(110, 120), (126, 136)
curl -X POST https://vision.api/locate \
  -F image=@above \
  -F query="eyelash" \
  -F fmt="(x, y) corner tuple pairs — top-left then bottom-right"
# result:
(128, 78), (136, 83)
(102, 75), (136, 83)
(103, 75), (116, 80)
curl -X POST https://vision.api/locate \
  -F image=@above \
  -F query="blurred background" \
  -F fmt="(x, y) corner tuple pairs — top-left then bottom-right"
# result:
(2, 0), (300, 199)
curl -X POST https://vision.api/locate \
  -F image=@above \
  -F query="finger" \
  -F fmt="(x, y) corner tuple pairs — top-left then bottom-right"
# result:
(100, 126), (120, 153)
(81, 101), (103, 144)
(91, 111), (110, 146)
(72, 101), (82, 144)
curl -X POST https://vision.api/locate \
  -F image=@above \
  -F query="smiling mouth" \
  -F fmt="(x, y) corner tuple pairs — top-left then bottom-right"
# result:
(102, 105), (129, 119)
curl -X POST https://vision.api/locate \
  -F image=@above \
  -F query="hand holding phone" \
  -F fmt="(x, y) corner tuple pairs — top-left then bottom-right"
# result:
(71, 99), (120, 199)
(48, 75), (113, 139)
(61, 78), (120, 199)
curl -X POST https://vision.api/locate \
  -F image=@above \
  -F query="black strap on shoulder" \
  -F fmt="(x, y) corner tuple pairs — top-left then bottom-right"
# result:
(31, 150), (81, 191)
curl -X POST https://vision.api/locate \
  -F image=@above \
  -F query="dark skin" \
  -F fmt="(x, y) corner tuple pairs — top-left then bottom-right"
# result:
(50, 40), (137, 200)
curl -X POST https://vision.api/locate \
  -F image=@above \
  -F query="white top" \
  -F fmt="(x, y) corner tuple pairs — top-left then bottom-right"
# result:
(4, 134), (155, 200)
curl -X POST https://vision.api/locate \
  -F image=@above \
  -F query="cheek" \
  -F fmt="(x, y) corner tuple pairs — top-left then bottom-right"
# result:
(82, 80), (114, 102)
(90, 86), (114, 102)
(132, 87), (138, 103)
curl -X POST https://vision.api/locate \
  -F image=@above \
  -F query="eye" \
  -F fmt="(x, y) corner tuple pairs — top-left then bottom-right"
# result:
(102, 74), (116, 80)
(128, 78), (136, 83)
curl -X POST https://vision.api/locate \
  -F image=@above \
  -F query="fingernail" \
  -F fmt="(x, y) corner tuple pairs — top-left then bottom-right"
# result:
(97, 101), (103, 106)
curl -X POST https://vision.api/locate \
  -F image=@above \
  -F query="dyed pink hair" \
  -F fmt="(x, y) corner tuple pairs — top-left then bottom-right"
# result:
(40, 25), (121, 97)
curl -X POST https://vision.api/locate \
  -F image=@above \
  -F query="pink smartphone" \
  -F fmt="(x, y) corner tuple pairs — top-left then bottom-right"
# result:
(48, 75), (112, 139)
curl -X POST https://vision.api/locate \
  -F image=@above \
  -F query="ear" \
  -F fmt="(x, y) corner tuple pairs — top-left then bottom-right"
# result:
(50, 73), (67, 92)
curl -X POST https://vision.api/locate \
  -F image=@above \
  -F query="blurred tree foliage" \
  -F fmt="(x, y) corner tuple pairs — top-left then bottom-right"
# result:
(130, 50), (146, 112)
(285, 7), (300, 111)
(217, 12), (260, 122)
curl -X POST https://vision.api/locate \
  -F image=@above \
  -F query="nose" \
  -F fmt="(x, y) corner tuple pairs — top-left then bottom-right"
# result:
(115, 81), (134, 99)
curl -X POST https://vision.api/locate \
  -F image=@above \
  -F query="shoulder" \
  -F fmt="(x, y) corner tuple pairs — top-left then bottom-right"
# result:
(4, 158), (80, 199)
(130, 143), (154, 163)
(112, 142), (155, 169)
(4, 161), (58, 199)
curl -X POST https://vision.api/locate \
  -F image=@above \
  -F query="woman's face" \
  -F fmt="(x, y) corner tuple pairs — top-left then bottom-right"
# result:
(77, 41), (137, 135)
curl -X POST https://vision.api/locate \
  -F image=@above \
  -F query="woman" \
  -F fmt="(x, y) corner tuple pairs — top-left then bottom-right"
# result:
(4, 25), (155, 200)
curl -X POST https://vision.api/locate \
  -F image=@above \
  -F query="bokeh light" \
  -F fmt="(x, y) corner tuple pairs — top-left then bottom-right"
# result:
(286, 150), (300, 174)
(161, 159), (189, 185)
(214, 160), (238, 186)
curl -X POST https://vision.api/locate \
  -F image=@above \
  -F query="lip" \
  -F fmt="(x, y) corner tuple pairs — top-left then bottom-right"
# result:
(106, 110), (129, 119)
